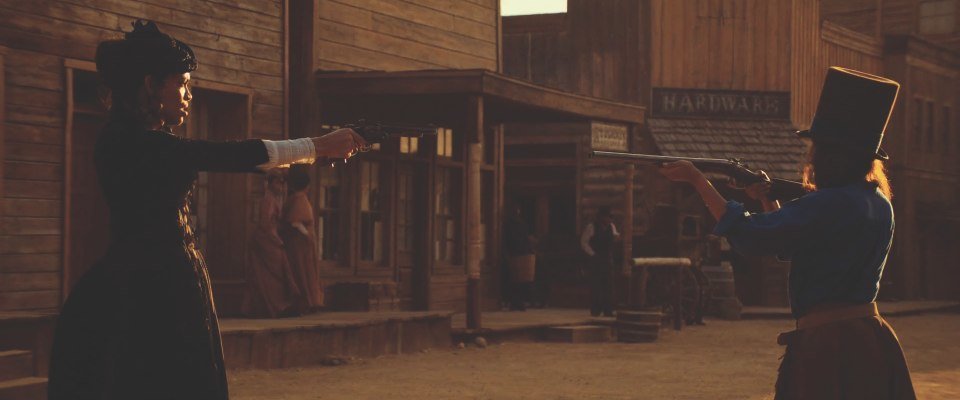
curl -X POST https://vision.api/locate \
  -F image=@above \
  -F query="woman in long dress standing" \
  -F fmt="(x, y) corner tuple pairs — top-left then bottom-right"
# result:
(280, 166), (324, 311)
(48, 20), (365, 399)
(242, 169), (302, 318)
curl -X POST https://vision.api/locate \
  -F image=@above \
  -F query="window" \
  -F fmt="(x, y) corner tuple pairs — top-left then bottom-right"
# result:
(434, 168), (462, 265)
(359, 161), (386, 264)
(919, 0), (956, 34)
(436, 128), (455, 158)
(397, 170), (414, 254)
(399, 136), (419, 155)
(316, 167), (343, 262)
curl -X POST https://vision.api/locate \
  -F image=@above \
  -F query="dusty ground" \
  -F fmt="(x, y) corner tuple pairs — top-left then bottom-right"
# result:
(230, 312), (960, 399)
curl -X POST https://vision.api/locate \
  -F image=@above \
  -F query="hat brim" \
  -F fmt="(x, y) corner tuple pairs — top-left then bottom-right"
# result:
(794, 130), (888, 160)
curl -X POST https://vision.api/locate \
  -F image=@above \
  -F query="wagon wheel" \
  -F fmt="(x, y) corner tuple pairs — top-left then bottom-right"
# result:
(680, 267), (703, 325)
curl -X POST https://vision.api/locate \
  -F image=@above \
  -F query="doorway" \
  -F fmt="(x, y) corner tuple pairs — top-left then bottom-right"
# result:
(64, 69), (110, 296)
(179, 88), (251, 315)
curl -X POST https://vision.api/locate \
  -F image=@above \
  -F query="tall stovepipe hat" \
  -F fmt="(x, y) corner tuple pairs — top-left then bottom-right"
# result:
(796, 67), (900, 160)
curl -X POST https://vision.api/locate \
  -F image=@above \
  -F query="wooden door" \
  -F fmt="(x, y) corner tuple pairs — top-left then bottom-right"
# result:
(185, 89), (250, 315)
(396, 162), (428, 309)
(65, 70), (110, 295)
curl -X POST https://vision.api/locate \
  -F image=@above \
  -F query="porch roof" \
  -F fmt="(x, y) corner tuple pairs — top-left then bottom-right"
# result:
(314, 69), (645, 125)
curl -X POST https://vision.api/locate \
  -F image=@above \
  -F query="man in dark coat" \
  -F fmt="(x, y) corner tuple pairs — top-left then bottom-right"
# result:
(580, 206), (619, 317)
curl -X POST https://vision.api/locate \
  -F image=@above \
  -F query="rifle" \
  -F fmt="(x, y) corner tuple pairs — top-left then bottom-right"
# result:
(589, 150), (808, 201)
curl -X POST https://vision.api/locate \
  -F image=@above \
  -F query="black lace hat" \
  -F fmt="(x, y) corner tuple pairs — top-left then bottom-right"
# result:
(796, 67), (900, 160)
(95, 20), (198, 98)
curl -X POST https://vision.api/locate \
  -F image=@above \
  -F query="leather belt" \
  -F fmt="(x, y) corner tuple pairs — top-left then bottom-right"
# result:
(777, 302), (879, 346)
(798, 302), (879, 330)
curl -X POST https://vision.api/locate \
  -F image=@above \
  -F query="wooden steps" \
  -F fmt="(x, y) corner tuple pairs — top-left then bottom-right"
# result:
(0, 350), (33, 381)
(545, 325), (612, 343)
(616, 309), (662, 343)
(0, 350), (45, 400)
(0, 377), (47, 400)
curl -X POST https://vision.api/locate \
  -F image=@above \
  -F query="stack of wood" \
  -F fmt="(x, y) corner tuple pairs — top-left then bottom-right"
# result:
(615, 308), (662, 343)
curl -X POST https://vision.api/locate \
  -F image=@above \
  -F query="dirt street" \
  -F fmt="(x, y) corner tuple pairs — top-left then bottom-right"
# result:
(231, 312), (960, 399)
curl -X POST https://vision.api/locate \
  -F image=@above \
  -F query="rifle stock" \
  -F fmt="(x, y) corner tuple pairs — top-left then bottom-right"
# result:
(590, 150), (808, 201)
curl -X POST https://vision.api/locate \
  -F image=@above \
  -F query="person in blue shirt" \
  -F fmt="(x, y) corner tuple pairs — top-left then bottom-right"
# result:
(660, 67), (916, 400)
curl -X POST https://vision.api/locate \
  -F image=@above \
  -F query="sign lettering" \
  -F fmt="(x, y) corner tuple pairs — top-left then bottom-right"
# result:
(652, 88), (790, 120)
(591, 122), (629, 151)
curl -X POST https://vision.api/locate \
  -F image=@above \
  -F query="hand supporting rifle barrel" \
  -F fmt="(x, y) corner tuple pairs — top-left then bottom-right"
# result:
(320, 120), (440, 165)
(589, 150), (808, 202)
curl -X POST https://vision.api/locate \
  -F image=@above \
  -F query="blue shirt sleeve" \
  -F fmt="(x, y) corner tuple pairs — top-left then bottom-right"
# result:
(712, 191), (841, 258)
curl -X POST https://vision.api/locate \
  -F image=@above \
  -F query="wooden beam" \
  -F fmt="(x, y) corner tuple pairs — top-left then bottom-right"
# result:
(315, 69), (645, 124)
(465, 95), (483, 329)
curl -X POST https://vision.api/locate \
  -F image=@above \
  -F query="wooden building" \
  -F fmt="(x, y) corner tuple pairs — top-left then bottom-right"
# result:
(818, 0), (960, 300)
(504, 0), (959, 305)
(0, 1), (288, 314)
(0, 0), (647, 318)
(287, 0), (643, 313)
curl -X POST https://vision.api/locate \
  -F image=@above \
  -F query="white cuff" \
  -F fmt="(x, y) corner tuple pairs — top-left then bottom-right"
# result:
(258, 138), (316, 170)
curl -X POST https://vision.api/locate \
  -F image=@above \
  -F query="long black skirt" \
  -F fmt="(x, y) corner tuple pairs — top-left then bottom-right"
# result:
(48, 243), (228, 400)
(775, 315), (916, 400)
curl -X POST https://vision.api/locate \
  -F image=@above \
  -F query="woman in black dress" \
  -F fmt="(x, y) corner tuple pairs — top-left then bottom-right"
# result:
(48, 21), (365, 399)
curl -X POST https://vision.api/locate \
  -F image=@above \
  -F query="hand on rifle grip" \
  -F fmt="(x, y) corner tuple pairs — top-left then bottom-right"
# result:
(743, 170), (772, 201)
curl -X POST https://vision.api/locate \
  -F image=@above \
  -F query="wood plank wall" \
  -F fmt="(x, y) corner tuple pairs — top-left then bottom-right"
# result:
(793, 20), (885, 127)
(0, 0), (286, 311)
(821, 0), (882, 37)
(314, 0), (498, 72)
(502, 0), (647, 105)
(650, 0), (793, 92)
(822, 0), (960, 52)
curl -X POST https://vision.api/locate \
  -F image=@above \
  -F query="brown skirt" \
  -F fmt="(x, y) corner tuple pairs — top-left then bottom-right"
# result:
(280, 224), (324, 309)
(241, 228), (301, 317)
(775, 315), (916, 400)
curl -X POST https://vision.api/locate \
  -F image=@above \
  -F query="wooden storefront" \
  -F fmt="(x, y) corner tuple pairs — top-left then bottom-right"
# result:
(0, 1), (288, 313)
(311, 70), (643, 312)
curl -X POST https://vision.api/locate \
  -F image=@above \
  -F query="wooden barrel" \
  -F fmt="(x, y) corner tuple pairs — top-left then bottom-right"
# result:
(615, 309), (661, 343)
(701, 262), (736, 299)
(701, 262), (741, 320)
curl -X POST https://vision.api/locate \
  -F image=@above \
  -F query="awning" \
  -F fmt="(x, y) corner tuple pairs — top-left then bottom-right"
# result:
(646, 118), (806, 180)
(315, 69), (644, 126)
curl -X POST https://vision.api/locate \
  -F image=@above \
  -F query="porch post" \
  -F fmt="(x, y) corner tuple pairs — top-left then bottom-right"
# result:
(465, 95), (484, 329)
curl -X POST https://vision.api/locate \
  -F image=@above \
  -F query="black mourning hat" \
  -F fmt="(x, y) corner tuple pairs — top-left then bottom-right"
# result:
(95, 20), (198, 94)
(796, 67), (900, 160)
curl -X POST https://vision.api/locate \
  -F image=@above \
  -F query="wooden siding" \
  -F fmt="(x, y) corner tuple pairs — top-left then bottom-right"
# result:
(650, 0), (793, 92)
(314, 0), (498, 72)
(821, 0), (882, 37)
(792, 20), (885, 127)
(882, 36), (960, 300)
(502, 0), (648, 105)
(0, 1), (286, 311)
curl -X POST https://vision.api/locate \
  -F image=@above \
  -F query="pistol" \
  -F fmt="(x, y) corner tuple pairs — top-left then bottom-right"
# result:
(317, 120), (439, 165)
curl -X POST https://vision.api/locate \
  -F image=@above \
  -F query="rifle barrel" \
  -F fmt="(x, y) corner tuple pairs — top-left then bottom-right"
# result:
(590, 151), (732, 165)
